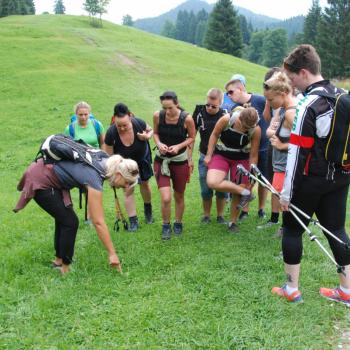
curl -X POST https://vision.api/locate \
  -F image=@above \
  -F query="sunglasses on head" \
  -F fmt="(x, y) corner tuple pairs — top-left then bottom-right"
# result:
(205, 103), (219, 109)
(160, 95), (176, 101)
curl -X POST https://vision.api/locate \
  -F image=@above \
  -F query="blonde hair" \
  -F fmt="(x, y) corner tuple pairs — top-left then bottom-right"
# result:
(207, 88), (224, 104)
(105, 155), (139, 187)
(74, 101), (91, 114)
(232, 106), (259, 130)
(264, 72), (293, 94)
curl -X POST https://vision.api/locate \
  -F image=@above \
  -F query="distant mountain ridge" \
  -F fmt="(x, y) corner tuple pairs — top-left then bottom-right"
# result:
(134, 0), (303, 37)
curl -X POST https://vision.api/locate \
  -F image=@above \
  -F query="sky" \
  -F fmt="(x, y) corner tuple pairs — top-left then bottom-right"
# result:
(34, 0), (328, 24)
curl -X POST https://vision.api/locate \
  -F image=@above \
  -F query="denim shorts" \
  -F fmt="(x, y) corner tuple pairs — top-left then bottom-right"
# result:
(198, 153), (226, 200)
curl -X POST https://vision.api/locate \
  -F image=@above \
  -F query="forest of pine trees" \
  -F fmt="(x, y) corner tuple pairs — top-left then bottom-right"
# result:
(0, 0), (35, 17)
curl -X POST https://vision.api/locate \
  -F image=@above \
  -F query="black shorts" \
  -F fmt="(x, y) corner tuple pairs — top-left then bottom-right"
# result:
(258, 149), (269, 179)
(138, 159), (153, 182)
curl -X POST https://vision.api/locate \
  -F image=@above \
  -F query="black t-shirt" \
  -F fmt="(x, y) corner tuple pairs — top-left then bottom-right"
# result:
(54, 160), (105, 191)
(192, 105), (226, 155)
(104, 117), (148, 163)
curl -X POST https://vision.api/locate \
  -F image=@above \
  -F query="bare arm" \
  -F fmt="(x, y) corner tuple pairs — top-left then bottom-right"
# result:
(103, 144), (114, 156)
(266, 109), (281, 139)
(87, 186), (122, 272)
(137, 123), (153, 141)
(99, 133), (105, 148)
(153, 111), (168, 155)
(249, 126), (261, 166)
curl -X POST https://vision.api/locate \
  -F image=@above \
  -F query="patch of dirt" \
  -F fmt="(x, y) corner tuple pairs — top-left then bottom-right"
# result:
(107, 53), (146, 73)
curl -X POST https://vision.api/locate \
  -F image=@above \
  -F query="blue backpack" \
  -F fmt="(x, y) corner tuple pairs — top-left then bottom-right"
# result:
(69, 114), (102, 140)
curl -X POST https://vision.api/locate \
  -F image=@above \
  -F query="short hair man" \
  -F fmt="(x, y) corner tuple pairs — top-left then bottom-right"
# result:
(272, 44), (350, 305)
(225, 74), (269, 220)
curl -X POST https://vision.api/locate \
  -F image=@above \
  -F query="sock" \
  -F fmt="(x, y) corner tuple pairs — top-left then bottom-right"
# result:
(285, 284), (298, 295)
(241, 189), (250, 196)
(270, 212), (279, 223)
(339, 285), (350, 294)
(144, 202), (152, 209)
(129, 215), (138, 222)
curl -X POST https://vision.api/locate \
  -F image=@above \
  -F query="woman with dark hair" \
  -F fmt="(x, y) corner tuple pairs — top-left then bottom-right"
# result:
(104, 103), (154, 231)
(153, 91), (195, 240)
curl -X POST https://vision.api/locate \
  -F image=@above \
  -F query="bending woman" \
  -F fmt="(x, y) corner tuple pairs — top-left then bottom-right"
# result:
(153, 91), (195, 240)
(14, 152), (139, 274)
(205, 107), (261, 232)
(104, 103), (154, 231)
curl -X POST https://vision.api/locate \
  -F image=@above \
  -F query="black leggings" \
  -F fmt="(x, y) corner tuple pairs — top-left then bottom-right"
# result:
(282, 176), (350, 266)
(34, 189), (79, 265)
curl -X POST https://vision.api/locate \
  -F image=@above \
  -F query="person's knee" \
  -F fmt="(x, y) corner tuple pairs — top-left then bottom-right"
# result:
(174, 192), (184, 202)
(206, 177), (219, 190)
(161, 192), (172, 206)
(200, 178), (213, 199)
(282, 227), (303, 264)
(327, 228), (350, 266)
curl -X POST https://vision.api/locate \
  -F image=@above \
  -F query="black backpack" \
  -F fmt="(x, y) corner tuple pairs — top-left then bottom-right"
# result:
(312, 91), (350, 169)
(35, 134), (108, 177)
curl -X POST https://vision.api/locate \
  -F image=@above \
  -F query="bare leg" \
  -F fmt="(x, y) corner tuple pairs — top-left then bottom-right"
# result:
(174, 191), (185, 222)
(159, 187), (172, 223)
(272, 193), (281, 212)
(203, 198), (212, 217)
(339, 265), (350, 289)
(230, 194), (240, 224)
(124, 187), (136, 217)
(207, 169), (247, 195)
(140, 180), (152, 204)
(258, 184), (268, 211)
(284, 263), (301, 289)
(216, 197), (226, 217)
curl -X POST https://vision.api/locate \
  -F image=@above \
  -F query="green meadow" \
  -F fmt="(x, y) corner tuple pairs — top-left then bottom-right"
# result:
(0, 15), (349, 349)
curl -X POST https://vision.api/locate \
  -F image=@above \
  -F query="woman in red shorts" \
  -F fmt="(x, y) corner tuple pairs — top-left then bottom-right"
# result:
(153, 91), (195, 240)
(204, 107), (261, 232)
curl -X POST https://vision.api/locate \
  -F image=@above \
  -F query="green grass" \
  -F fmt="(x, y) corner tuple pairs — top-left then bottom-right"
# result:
(1, 15), (349, 349)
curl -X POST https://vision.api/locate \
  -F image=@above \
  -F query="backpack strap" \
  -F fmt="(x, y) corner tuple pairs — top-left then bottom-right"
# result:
(91, 119), (101, 139)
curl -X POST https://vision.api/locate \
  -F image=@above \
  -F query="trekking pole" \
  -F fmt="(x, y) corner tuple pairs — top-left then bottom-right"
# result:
(236, 164), (347, 275)
(113, 188), (129, 232)
(250, 164), (350, 249)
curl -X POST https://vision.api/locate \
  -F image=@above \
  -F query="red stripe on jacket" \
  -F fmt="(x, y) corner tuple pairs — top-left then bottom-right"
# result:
(290, 133), (315, 148)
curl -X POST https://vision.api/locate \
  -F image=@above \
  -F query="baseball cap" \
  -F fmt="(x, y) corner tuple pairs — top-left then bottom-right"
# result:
(225, 74), (246, 89)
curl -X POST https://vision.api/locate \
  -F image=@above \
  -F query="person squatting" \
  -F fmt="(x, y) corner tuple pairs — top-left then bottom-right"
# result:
(14, 44), (350, 308)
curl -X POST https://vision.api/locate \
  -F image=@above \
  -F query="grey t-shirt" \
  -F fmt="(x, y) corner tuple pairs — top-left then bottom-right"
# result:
(54, 160), (106, 191)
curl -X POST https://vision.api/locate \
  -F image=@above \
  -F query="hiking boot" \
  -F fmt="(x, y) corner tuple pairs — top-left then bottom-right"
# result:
(128, 216), (139, 232)
(201, 216), (211, 224)
(257, 221), (279, 230)
(162, 224), (172, 240)
(271, 284), (303, 303)
(228, 222), (239, 233)
(258, 209), (266, 219)
(144, 203), (154, 224)
(216, 216), (226, 224)
(319, 287), (350, 306)
(237, 193), (255, 210)
(238, 211), (249, 221)
(173, 222), (183, 235)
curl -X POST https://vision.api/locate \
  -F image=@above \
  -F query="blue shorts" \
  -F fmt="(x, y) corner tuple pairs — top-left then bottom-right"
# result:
(198, 153), (226, 200)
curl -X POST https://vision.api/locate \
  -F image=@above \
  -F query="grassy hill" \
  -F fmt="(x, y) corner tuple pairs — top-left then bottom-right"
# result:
(1, 15), (349, 349)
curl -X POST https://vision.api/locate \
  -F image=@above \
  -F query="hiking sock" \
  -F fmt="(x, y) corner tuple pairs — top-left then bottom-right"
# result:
(340, 285), (350, 294)
(285, 284), (298, 295)
(241, 189), (250, 196)
(144, 202), (152, 211)
(270, 212), (279, 223)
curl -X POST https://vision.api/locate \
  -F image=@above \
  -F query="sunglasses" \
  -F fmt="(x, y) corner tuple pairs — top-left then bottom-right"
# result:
(263, 82), (270, 90)
(205, 103), (219, 109)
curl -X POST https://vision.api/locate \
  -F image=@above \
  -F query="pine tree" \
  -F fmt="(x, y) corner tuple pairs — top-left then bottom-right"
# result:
(188, 11), (197, 44)
(175, 10), (191, 42)
(161, 20), (176, 39)
(54, 0), (65, 15)
(303, 0), (321, 46)
(262, 29), (288, 67)
(204, 0), (243, 57)
(122, 14), (133, 26)
(0, 0), (35, 17)
(317, 0), (350, 78)
(239, 15), (251, 45)
(246, 30), (265, 64)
